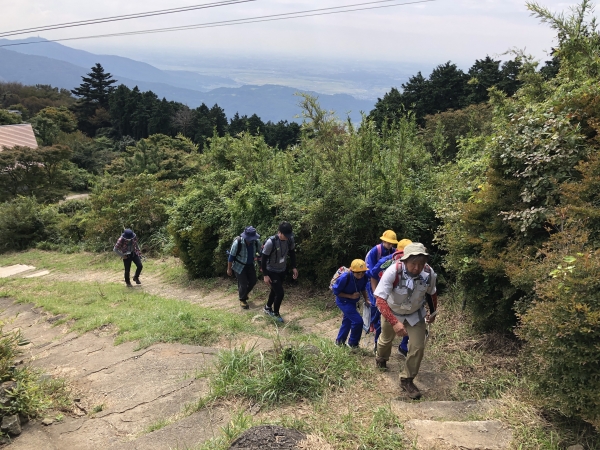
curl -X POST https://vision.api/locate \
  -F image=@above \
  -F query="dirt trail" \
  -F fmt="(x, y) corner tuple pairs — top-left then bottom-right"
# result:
(0, 264), (513, 449)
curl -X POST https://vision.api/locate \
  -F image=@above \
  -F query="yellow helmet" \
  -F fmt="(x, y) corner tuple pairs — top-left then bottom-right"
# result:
(379, 230), (398, 244)
(350, 259), (368, 272)
(397, 238), (412, 250)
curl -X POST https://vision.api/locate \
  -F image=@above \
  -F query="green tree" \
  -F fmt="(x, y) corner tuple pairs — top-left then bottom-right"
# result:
(71, 63), (117, 136)
(31, 106), (77, 146)
(107, 134), (198, 180)
(0, 145), (73, 203)
(0, 109), (21, 125)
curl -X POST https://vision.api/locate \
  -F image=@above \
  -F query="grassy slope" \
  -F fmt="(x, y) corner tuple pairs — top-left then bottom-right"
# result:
(0, 249), (597, 449)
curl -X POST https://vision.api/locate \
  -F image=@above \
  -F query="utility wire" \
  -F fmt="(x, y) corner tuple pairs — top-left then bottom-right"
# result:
(0, 0), (256, 38)
(0, 0), (436, 47)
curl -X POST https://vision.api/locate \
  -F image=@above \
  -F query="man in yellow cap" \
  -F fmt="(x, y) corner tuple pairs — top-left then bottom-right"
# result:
(332, 259), (369, 348)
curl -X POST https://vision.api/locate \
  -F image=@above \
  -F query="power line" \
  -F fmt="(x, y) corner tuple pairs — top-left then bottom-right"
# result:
(0, 0), (436, 47)
(0, 0), (256, 38)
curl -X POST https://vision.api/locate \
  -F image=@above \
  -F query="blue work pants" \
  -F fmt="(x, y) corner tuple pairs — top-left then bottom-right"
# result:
(335, 298), (364, 347)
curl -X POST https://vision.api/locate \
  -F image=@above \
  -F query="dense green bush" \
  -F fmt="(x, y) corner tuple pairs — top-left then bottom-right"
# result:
(435, 2), (600, 331)
(516, 230), (600, 428)
(107, 133), (199, 180)
(0, 145), (73, 203)
(170, 97), (436, 282)
(85, 174), (177, 252)
(0, 197), (59, 252)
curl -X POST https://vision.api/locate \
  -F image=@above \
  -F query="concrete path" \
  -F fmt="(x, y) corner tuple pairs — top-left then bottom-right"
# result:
(0, 299), (229, 449)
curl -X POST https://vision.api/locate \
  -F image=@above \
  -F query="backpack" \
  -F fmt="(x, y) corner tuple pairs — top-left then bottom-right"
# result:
(329, 266), (351, 291)
(228, 236), (260, 264)
(365, 243), (384, 268)
(261, 234), (295, 259)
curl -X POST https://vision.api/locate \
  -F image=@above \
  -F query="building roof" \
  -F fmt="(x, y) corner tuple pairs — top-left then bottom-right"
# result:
(0, 124), (38, 151)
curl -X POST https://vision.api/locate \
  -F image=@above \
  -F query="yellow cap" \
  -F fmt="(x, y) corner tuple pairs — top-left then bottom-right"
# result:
(350, 259), (367, 272)
(380, 230), (398, 244)
(397, 238), (412, 250)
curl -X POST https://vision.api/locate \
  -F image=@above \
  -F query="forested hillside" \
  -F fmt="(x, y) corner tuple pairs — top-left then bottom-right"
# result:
(0, 0), (599, 434)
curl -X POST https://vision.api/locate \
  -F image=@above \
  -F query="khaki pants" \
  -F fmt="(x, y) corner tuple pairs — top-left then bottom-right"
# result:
(376, 315), (426, 379)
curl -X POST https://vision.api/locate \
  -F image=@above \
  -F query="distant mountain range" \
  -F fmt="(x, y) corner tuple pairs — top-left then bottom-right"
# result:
(0, 38), (374, 123)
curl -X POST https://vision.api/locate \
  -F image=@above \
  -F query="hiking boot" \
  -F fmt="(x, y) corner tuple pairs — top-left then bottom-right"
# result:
(347, 343), (359, 349)
(273, 314), (284, 323)
(132, 276), (141, 285)
(335, 340), (345, 347)
(263, 305), (275, 317)
(125, 280), (133, 287)
(400, 378), (421, 400)
(375, 358), (387, 371)
(240, 300), (249, 310)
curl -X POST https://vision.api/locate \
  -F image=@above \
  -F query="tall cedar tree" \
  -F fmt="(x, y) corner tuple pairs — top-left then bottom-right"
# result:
(71, 63), (116, 136)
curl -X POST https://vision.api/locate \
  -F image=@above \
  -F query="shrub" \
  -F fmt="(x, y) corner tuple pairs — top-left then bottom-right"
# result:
(170, 100), (437, 283)
(85, 174), (177, 252)
(0, 197), (59, 252)
(516, 230), (600, 428)
(0, 145), (73, 203)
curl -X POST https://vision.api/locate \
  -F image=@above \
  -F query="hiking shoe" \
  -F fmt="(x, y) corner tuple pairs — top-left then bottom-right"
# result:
(335, 340), (345, 347)
(263, 306), (275, 317)
(347, 343), (359, 349)
(375, 358), (387, 371)
(273, 314), (284, 323)
(125, 281), (133, 287)
(240, 300), (249, 310)
(400, 378), (422, 400)
(398, 346), (408, 358)
(132, 276), (141, 285)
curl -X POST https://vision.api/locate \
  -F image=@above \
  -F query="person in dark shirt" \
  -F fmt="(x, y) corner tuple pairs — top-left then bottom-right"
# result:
(332, 259), (369, 348)
(261, 221), (298, 322)
(113, 229), (143, 287)
(227, 226), (261, 309)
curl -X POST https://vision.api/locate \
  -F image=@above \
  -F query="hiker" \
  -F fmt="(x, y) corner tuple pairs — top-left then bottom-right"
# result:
(227, 226), (261, 309)
(333, 259), (369, 348)
(373, 243), (438, 399)
(261, 221), (298, 322)
(364, 231), (399, 346)
(367, 238), (412, 353)
(113, 229), (143, 287)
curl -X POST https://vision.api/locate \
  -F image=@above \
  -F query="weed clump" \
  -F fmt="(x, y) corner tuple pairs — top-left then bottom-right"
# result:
(0, 320), (71, 433)
(209, 340), (363, 405)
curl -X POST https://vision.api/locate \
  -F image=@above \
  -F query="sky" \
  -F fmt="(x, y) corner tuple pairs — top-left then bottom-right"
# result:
(0, 0), (585, 69)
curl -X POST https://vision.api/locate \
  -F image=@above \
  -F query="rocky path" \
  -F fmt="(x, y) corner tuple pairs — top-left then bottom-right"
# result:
(0, 264), (514, 449)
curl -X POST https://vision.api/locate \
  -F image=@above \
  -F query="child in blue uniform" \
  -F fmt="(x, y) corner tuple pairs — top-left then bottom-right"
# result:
(333, 259), (369, 348)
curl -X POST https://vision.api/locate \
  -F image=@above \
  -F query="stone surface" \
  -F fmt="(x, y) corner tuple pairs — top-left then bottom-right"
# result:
(229, 425), (305, 449)
(1, 415), (22, 436)
(392, 399), (500, 421)
(405, 419), (512, 450)
(0, 298), (221, 450)
(41, 418), (54, 426)
(567, 445), (584, 450)
(23, 270), (50, 278)
(0, 265), (36, 278)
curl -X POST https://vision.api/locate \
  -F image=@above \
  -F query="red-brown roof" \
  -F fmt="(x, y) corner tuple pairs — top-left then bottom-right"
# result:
(0, 124), (38, 150)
